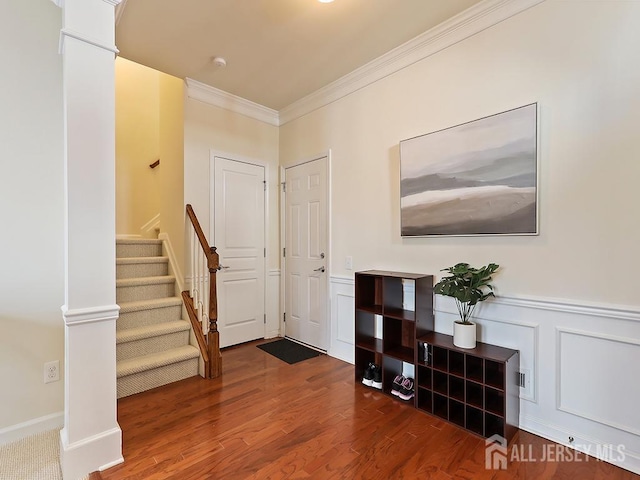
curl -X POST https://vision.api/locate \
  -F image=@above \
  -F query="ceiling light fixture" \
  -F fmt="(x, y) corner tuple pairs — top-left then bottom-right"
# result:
(212, 56), (227, 67)
(318, 0), (334, 3)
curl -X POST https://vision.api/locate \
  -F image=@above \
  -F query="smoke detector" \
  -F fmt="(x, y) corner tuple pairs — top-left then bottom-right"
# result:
(212, 57), (227, 67)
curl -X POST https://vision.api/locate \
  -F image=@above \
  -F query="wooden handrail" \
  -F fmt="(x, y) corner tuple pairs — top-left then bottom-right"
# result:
(186, 204), (219, 272)
(183, 204), (222, 379)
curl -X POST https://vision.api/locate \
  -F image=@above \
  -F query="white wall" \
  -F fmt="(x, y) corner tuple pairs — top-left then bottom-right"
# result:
(0, 0), (65, 439)
(184, 97), (281, 336)
(280, 0), (640, 306)
(282, 0), (640, 474)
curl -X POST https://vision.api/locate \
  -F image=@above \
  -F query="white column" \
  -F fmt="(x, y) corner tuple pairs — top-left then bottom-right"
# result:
(57, 0), (123, 478)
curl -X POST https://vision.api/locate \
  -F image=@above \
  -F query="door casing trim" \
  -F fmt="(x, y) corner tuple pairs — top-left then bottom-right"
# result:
(280, 150), (331, 351)
(209, 149), (270, 343)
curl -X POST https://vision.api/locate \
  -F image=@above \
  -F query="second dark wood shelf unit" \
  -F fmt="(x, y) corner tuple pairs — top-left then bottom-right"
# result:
(416, 331), (520, 442)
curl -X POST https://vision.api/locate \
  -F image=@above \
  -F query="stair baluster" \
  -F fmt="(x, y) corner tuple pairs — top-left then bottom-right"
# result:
(184, 204), (221, 379)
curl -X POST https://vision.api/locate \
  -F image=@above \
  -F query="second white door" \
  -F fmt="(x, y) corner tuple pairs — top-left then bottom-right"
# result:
(284, 157), (328, 350)
(212, 156), (265, 348)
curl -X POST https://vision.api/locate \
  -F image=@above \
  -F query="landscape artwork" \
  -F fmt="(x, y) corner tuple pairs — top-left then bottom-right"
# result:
(400, 103), (538, 237)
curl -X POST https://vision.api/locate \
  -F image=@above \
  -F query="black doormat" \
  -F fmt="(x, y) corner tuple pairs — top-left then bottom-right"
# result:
(257, 338), (323, 364)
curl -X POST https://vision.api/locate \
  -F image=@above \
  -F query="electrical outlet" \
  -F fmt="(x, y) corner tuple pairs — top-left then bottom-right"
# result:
(44, 360), (60, 384)
(517, 367), (533, 399)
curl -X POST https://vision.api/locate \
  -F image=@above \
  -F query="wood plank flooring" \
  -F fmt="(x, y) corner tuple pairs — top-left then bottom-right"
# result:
(98, 340), (638, 479)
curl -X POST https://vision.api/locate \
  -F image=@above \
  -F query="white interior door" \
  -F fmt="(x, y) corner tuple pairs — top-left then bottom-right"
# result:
(284, 157), (328, 350)
(213, 156), (265, 348)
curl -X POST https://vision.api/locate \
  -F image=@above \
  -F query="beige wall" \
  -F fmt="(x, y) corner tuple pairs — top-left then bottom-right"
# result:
(115, 57), (160, 236)
(159, 75), (186, 273)
(184, 99), (280, 269)
(116, 58), (185, 273)
(0, 0), (64, 431)
(280, 0), (640, 306)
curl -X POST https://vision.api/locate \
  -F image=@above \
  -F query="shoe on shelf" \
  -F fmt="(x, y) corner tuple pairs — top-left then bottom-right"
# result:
(391, 375), (405, 396)
(371, 365), (382, 390)
(397, 377), (415, 401)
(362, 362), (375, 387)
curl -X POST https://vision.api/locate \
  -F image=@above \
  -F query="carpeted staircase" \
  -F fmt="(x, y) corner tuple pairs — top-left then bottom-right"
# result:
(116, 238), (199, 398)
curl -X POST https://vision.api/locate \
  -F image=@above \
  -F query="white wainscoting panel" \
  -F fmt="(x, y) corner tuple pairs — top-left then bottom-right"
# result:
(557, 328), (640, 437)
(329, 276), (355, 364)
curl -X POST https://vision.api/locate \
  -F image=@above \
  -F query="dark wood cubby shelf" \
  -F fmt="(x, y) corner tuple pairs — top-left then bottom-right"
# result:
(416, 332), (520, 443)
(354, 270), (520, 443)
(354, 270), (434, 402)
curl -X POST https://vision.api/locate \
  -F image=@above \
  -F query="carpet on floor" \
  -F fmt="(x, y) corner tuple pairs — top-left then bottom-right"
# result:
(0, 429), (62, 480)
(257, 338), (323, 364)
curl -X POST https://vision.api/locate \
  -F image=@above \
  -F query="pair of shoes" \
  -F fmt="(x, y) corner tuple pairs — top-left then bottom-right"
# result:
(391, 375), (414, 401)
(362, 362), (382, 390)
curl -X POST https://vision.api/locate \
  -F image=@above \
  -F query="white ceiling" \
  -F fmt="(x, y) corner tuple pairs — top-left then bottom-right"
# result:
(115, 0), (483, 111)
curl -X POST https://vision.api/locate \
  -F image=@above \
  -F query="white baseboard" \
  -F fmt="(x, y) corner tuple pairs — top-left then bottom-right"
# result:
(158, 232), (185, 293)
(328, 348), (353, 365)
(0, 411), (64, 446)
(520, 415), (640, 475)
(60, 426), (123, 480)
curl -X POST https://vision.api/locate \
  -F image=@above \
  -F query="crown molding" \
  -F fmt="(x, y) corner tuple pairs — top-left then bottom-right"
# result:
(185, 78), (280, 127)
(50, 0), (122, 6)
(182, 0), (544, 125)
(115, 0), (128, 24)
(279, 0), (545, 125)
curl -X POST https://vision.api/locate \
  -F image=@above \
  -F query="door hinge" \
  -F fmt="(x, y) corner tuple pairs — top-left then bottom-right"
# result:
(283, 312), (286, 323)
(283, 247), (286, 257)
(264, 247), (266, 257)
(263, 180), (267, 191)
(264, 313), (266, 324)
(281, 182), (286, 193)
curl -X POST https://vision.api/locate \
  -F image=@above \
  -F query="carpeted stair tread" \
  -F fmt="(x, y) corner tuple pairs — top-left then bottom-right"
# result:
(116, 275), (176, 287)
(117, 345), (200, 378)
(117, 239), (163, 258)
(116, 256), (170, 279)
(115, 237), (201, 397)
(116, 256), (169, 264)
(117, 320), (191, 344)
(118, 296), (182, 313)
(116, 238), (163, 245)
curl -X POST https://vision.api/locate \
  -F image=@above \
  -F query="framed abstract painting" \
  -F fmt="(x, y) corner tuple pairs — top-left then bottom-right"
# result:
(400, 103), (538, 237)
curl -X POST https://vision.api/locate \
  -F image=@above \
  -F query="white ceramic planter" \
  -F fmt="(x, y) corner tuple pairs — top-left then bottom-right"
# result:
(453, 321), (476, 349)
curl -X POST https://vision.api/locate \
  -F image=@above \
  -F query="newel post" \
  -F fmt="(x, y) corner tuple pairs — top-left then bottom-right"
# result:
(208, 246), (222, 378)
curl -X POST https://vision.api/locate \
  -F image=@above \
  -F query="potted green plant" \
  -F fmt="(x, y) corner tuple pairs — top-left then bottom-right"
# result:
(434, 262), (500, 349)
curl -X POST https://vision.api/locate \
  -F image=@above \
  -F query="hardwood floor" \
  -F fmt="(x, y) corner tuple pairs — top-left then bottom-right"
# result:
(99, 340), (638, 479)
